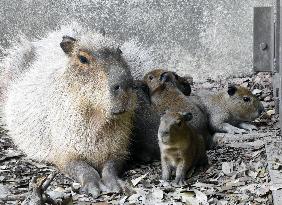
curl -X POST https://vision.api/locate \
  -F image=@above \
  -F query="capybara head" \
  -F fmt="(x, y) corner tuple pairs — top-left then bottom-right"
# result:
(60, 35), (136, 118)
(225, 84), (265, 121)
(158, 111), (193, 144)
(160, 71), (191, 96)
(144, 69), (191, 96)
(143, 69), (166, 95)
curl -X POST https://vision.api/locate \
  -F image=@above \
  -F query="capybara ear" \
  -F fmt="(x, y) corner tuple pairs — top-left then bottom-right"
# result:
(227, 84), (237, 96)
(60, 36), (77, 55)
(181, 112), (193, 122)
(160, 72), (171, 83)
(178, 77), (191, 96)
(172, 72), (179, 80)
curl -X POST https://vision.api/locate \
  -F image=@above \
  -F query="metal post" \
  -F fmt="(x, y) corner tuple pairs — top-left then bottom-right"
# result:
(278, 0), (282, 129)
(253, 7), (274, 72)
(253, 2), (282, 129)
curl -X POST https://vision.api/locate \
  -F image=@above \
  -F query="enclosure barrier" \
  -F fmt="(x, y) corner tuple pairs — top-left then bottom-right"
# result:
(253, 0), (282, 129)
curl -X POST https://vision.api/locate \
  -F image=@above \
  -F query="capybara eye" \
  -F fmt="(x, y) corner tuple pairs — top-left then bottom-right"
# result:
(149, 75), (154, 80)
(243, 96), (251, 102)
(79, 55), (89, 64)
(114, 85), (120, 91)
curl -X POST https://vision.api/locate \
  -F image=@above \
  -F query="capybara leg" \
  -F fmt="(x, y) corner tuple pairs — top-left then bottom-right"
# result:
(161, 157), (172, 181)
(174, 162), (188, 185)
(222, 123), (247, 134)
(64, 160), (103, 198)
(101, 160), (123, 193)
(238, 122), (258, 131)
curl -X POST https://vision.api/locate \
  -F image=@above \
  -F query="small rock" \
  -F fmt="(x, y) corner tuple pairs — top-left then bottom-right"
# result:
(71, 182), (81, 192)
(256, 184), (270, 197)
(218, 200), (228, 205)
(247, 170), (258, 179)
(0, 176), (5, 182)
(272, 162), (282, 170)
(255, 161), (265, 170)
(181, 191), (199, 204)
(269, 101), (275, 107)
(222, 162), (234, 176)
(152, 188), (164, 201)
(53, 187), (65, 192)
(252, 89), (262, 96)
(266, 110), (275, 116)
(194, 190), (208, 204)
(128, 193), (141, 204)
(255, 197), (268, 203)
(264, 96), (271, 102)
(0, 184), (10, 199)
(131, 173), (148, 186)
(262, 101), (269, 109)
(119, 196), (128, 204)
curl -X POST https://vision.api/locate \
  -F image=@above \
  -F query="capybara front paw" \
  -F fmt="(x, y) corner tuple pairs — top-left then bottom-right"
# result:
(228, 127), (247, 134)
(241, 123), (258, 131)
(103, 178), (123, 193)
(162, 176), (170, 181)
(80, 181), (101, 198)
(162, 172), (171, 181)
(174, 177), (187, 186)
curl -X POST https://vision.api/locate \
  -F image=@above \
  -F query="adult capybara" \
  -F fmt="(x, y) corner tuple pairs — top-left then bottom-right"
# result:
(2, 30), (138, 197)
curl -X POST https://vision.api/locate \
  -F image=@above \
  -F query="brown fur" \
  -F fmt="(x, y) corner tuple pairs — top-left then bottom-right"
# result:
(143, 69), (210, 138)
(61, 44), (136, 193)
(158, 111), (207, 184)
(145, 68), (192, 96)
(147, 68), (264, 137)
(3, 34), (140, 198)
(46, 37), (136, 196)
(197, 85), (265, 133)
(57, 45), (136, 168)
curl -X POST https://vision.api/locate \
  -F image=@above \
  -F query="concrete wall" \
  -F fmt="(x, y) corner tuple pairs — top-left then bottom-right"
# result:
(0, 0), (274, 81)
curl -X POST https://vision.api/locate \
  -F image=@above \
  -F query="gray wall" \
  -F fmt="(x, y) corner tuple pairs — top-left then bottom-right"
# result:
(0, 0), (274, 81)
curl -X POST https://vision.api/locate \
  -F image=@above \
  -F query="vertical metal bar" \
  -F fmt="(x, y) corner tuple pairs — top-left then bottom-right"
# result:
(280, 77), (282, 130)
(275, 0), (280, 73)
(278, 0), (282, 129)
(253, 7), (274, 72)
(273, 0), (281, 114)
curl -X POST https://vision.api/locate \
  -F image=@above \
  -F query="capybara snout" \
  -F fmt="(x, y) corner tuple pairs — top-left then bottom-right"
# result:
(107, 66), (135, 115)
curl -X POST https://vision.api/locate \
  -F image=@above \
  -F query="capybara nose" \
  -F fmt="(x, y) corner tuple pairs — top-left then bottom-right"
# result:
(111, 81), (132, 96)
(111, 83), (123, 96)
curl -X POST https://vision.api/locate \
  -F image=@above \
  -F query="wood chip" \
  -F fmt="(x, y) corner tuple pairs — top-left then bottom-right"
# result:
(222, 162), (234, 176)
